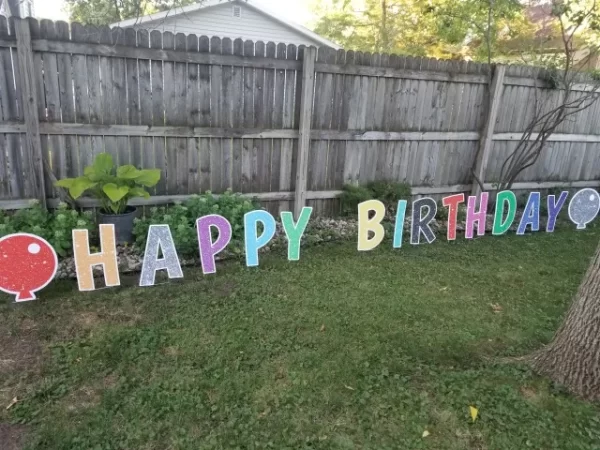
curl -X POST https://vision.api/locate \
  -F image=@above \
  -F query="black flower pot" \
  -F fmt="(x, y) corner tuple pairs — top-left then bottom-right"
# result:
(98, 206), (137, 244)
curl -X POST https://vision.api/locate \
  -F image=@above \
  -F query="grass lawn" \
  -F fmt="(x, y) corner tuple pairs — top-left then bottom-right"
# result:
(2, 228), (600, 449)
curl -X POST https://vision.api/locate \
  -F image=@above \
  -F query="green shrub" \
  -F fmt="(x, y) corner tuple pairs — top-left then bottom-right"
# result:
(133, 190), (260, 258)
(436, 200), (449, 220)
(366, 181), (412, 208)
(339, 184), (373, 216)
(339, 181), (412, 216)
(0, 201), (95, 257)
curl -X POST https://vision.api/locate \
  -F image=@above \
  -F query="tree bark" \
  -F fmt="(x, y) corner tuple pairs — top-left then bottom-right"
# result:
(533, 240), (600, 401)
(380, 0), (388, 52)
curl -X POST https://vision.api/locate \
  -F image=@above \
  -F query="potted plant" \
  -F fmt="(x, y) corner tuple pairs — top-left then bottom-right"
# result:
(56, 153), (161, 243)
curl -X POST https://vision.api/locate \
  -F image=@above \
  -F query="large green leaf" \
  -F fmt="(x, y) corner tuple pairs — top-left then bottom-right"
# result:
(84, 165), (105, 182)
(129, 187), (150, 199)
(55, 178), (75, 189)
(92, 153), (114, 176)
(103, 183), (130, 203)
(69, 177), (97, 199)
(134, 169), (161, 187)
(117, 165), (139, 179)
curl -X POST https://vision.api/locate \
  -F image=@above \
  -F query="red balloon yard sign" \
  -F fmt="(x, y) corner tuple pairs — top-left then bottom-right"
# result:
(0, 233), (58, 302)
(0, 188), (598, 303)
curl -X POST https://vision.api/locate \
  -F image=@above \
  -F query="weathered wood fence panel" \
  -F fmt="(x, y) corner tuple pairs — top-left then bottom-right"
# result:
(0, 16), (599, 214)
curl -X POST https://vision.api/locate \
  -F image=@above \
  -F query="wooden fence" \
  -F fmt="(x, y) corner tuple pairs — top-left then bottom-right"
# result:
(0, 16), (599, 215)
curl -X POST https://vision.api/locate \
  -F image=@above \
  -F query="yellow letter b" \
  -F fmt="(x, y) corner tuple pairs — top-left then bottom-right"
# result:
(357, 200), (386, 251)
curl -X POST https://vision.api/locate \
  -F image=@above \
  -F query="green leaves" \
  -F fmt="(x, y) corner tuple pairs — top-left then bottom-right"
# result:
(115, 165), (160, 187)
(68, 0), (198, 27)
(313, 0), (530, 61)
(116, 165), (139, 179)
(55, 153), (162, 214)
(132, 191), (260, 258)
(91, 152), (114, 176)
(129, 187), (151, 199)
(103, 183), (129, 203)
(133, 169), (161, 187)
(0, 202), (94, 257)
(55, 177), (97, 199)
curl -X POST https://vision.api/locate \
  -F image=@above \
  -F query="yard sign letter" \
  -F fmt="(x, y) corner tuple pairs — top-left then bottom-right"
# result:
(140, 224), (184, 286)
(73, 224), (120, 291)
(281, 207), (313, 261)
(197, 215), (232, 274)
(244, 210), (276, 267)
(358, 200), (386, 251)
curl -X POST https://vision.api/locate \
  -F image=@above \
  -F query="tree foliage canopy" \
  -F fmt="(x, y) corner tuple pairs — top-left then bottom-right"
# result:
(311, 0), (598, 63)
(66, 0), (197, 26)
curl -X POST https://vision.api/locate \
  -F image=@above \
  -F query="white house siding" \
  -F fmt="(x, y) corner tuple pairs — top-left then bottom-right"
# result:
(134, 3), (323, 46)
(0, 0), (34, 18)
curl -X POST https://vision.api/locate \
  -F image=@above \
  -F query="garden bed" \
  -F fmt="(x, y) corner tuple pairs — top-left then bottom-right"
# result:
(5, 195), (547, 279)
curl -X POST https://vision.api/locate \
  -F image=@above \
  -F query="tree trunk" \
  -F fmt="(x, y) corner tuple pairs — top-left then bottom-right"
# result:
(380, 0), (388, 52)
(533, 240), (600, 401)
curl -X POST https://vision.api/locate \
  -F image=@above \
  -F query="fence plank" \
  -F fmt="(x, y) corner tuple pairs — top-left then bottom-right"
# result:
(294, 46), (316, 217)
(264, 41), (276, 198)
(71, 23), (93, 174)
(54, 21), (76, 180)
(311, 46), (335, 215)
(14, 18), (45, 204)
(278, 43), (297, 212)
(271, 42), (286, 201)
(330, 48), (346, 192)
(31, 19), (52, 196)
(186, 33), (200, 193)
(137, 29), (154, 177)
(221, 37), (233, 192)
(210, 36), (222, 192)
(198, 35), (210, 193)
(242, 39), (254, 194)
(150, 30), (166, 194)
(110, 28), (129, 169)
(125, 27), (141, 168)
(0, 17), (22, 197)
(231, 38), (244, 193)
(342, 50), (359, 184)
(163, 31), (177, 194)
(84, 25), (104, 160)
(254, 41), (267, 192)
(472, 65), (506, 196)
(174, 33), (188, 194)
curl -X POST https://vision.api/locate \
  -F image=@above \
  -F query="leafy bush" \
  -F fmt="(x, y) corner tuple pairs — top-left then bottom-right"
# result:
(133, 190), (260, 258)
(339, 184), (373, 216)
(339, 181), (412, 216)
(436, 200), (449, 220)
(0, 201), (95, 257)
(56, 153), (161, 214)
(366, 181), (412, 208)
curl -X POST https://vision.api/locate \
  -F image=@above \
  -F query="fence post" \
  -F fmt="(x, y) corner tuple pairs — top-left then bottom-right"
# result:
(294, 46), (316, 217)
(14, 17), (46, 208)
(471, 64), (506, 198)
